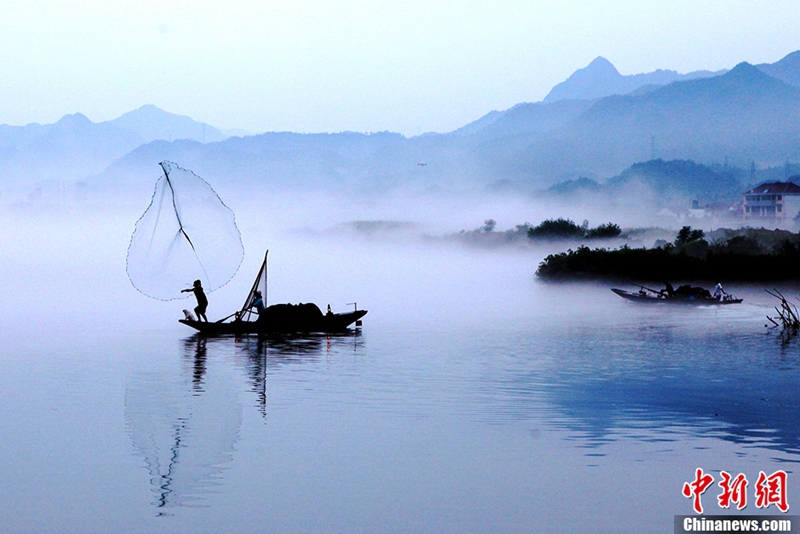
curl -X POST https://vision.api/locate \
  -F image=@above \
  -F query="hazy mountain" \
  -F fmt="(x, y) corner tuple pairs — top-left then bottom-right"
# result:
(545, 176), (602, 196)
(0, 106), (230, 200)
(0, 122), (49, 148)
(90, 130), (450, 201)
(542, 56), (725, 103)
(449, 109), (506, 136)
(456, 51), (800, 141)
(107, 105), (227, 144)
(0, 113), (142, 189)
(10, 52), (800, 209)
(606, 159), (741, 204)
(569, 62), (800, 161)
(756, 50), (800, 88)
(453, 99), (595, 139)
(92, 60), (800, 203)
(542, 159), (743, 215)
(476, 62), (800, 185)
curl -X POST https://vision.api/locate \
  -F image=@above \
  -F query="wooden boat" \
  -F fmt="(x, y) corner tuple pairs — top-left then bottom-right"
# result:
(180, 307), (367, 334)
(611, 286), (743, 305)
(180, 251), (367, 334)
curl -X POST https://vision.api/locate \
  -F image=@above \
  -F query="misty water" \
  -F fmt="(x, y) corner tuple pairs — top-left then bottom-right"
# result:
(2, 200), (799, 534)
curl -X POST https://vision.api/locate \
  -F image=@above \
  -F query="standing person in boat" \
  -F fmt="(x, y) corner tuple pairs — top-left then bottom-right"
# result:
(661, 281), (675, 298)
(713, 281), (728, 301)
(182, 279), (208, 322)
(249, 290), (266, 315)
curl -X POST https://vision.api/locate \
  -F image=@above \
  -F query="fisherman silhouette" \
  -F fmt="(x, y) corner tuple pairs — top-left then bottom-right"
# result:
(250, 290), (266, 314)
(713, 281), (728, 301)
(661, 281), (675, 298)
(182, 280), (208, 322)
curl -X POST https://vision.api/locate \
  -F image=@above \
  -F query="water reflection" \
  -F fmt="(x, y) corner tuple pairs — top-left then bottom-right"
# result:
(229, 331), (364, 415)
(489, 319), (800, 459)
(120, 306), (800, 524)
(125, 331), (364, 514)
(124, 337), (242, 515)
(189, 336), (207, 392)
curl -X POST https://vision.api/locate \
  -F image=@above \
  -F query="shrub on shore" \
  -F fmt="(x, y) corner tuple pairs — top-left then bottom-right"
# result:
(536, 226), (800, 282)
(527, 218), (622, 240)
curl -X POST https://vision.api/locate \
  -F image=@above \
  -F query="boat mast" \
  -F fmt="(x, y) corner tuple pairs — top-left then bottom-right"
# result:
(239, 250), (269, 321)
(264, 249), (269, 308)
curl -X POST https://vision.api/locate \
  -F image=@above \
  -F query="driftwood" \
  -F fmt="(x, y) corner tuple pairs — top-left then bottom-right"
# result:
(766, 289), (800, 339)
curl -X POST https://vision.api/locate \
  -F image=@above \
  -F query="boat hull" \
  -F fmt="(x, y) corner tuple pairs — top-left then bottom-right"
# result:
(179, 309), (368, 335)
(611, 288), (742, 305)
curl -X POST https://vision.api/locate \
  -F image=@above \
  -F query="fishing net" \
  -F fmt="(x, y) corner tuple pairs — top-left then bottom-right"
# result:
(127, 161), (244, 301)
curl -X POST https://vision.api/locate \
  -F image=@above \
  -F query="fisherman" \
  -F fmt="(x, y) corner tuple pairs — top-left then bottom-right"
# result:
(250, 290), (266, 314)
(713, 281), (728, 301)
(661, 281), (675, 298)
(182, 279), (208, 322)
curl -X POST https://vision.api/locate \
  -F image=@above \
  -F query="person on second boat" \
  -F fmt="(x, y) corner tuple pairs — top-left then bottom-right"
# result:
(661, 281), (675, 298)
(713, 281), (728, 301)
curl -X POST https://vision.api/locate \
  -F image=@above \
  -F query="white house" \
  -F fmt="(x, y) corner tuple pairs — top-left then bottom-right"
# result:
(742, 180), (800, 221)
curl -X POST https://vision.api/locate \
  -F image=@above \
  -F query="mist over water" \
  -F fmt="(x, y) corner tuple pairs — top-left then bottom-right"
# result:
(1, 189), (799, 533)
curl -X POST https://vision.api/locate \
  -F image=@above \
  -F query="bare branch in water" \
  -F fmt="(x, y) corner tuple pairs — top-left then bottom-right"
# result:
(766, 289), (800, 341)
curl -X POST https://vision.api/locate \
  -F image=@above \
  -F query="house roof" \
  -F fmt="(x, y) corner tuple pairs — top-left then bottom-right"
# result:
(743, 181), (800, 195)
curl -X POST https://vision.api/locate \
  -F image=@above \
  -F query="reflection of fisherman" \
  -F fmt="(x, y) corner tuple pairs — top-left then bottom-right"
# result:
(661, 281), (675, 298)
(249, 290), (266, 314)
(182, 280), (208, 322)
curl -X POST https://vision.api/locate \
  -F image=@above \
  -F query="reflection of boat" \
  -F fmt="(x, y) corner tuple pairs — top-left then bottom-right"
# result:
(611, 286), (743, 305)
(180, 251), (367, 334)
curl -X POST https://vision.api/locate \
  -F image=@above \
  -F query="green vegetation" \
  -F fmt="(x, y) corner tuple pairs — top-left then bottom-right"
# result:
(585, 222), (623, 239)
(527, 218), (584, 239)
(536, 226), (800, 282)
(675, 226), (704, 246)
(451, 217), (625, 247)
(527, 218), (622, 240)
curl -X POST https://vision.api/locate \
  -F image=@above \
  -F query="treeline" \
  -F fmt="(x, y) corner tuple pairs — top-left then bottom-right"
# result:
(453, 217), (623, 245)
(527, 218), (621, 239)
(536, 226), (800, 282)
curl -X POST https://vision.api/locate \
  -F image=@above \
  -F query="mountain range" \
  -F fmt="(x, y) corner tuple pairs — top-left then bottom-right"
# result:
(541, 56), (726, 103)
(0, 105), (225, 194)
(5, 51), (800, 208)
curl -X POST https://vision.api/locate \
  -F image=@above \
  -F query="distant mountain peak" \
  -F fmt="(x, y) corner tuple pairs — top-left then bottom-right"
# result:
(118, 104), (186, 121)
(722, 61), (787, 87)
(778, 50), (800, 63)
(755, 50), (800, 89)
(543, 57), (725, 103)
(566, 56), (622, 85)
(543, 57), (624, 102)
(585, 56), (620, 75)
(729, 61), (759, 73)
(55, 112), (92, 125)
(108, 105), (226, 144)
(48, 113), (96, 134)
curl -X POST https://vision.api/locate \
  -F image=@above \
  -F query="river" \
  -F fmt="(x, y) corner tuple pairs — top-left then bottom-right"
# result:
(0, 206), (797, 533)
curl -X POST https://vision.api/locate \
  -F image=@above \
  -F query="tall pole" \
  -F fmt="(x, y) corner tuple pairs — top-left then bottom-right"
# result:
(264, 249), (269, 308)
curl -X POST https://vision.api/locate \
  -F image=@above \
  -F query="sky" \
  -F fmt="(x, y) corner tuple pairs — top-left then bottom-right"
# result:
(1, 0), (799, 136)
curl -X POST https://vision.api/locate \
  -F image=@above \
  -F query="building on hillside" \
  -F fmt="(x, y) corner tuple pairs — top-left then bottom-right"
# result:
(690, 199), (741, 220)
(742, 180), (800, 221)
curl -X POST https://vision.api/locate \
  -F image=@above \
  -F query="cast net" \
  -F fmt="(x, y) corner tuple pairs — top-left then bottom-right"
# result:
(127, 161), (244, 301)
